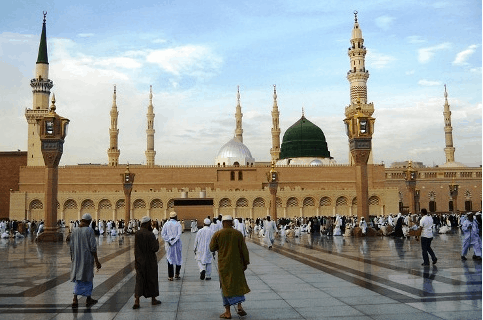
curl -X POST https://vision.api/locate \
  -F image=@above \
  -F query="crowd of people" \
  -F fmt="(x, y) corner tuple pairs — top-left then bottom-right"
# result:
(1, 209), (480, 317)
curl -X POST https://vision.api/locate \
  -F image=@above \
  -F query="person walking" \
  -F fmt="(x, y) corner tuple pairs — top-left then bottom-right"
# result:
(264, 216), (277, 249)
(210, 215), (250, 319)
(161, 212), (183, 280)
(70, 213), (102, 308)
(461, 213), (482, 260)
(133, 216), (161, 309)
(420, 208), (438, 266)
(194, 218), (214, 280)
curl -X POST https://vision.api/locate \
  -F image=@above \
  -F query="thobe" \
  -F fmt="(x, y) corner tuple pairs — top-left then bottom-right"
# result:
(359, 220), (367, 234)
(70, 226), (97, 296)
(264, 220), (277, 247)
(210, 227), (250, 305)
(236, 220), (247, 237)
(134, 228), (159, 298)
(462, 219), (482, 257)
(194, 226), (214, 278)
(161, 219), (183, 266)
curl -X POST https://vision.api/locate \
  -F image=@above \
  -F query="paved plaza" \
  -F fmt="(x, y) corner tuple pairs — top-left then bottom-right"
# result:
(0, 229), (481, 320)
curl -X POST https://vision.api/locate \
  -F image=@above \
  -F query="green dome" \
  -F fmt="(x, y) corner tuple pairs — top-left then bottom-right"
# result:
(279, 116), (331, 159)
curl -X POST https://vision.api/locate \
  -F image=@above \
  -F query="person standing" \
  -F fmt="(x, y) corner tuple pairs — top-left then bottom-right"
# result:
(161, 212), (183, 280)
(264, 216), (277, 249)
(194, 218), (214, 280)
(420, 208), (438, 266)
(133, 216), (161, 309)
(210, 215), (250, 319)
(70, 213), (102, 308)
(461, 213), (482, 260)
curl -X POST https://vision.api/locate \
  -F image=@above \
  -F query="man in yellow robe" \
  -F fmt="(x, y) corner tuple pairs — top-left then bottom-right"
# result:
(210, 215), (250, 319)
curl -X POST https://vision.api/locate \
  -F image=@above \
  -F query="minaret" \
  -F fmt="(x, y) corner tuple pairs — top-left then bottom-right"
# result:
(108, 85), (120, 166)
(25, 12), (54, 166)
(145, 85), (156, 167)
(270, 85), (281, 161)
(443, 85), (455, 164)
(345, 11), (374, 165)
(235, 86), (243, 143)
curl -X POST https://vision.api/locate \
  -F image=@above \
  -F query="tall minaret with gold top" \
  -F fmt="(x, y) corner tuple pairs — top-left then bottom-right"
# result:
(270, 85), (281, 161)
(145, 85), (156, 167)
(235, 86), (243, 143)
(25, 12), (54, 166)
(443, 85), (455, 164)
(108, 85), (120, 166)
(345, 11), (374, 165)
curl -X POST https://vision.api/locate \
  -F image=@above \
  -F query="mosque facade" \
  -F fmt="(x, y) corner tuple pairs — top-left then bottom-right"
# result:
(6, 13), (482, 222)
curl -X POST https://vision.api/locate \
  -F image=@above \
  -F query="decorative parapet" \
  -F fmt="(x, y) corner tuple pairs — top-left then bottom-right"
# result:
(30, 78), (53, 94)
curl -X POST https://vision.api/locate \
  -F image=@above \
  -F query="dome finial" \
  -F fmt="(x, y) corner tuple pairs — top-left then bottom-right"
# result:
(50, 93), (56, 113)
(302, 107), (305, 117)
(354, 10), (358, 23)
(237, 85), (240, 102)
(149, 85), (153, 102)
(43, 11), (47, 23)
(273, 84), (277, 100)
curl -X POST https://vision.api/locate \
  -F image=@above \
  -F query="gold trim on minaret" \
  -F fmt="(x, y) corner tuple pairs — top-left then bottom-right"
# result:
(235, 85), (243, 143)
(270, 85), (281, 161)
(108, 85), (120, 166)
(145, 85), (156, 167)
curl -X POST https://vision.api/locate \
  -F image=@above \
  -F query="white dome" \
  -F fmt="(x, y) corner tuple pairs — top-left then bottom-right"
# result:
(310, 159), (323, 166)
(215, 138), (255, 166)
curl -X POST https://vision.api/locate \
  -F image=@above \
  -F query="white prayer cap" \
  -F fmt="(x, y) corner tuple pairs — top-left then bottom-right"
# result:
(82, 213), (92, 221)
(204, 218), (211, 225)
(169, 211), (177, 218)
(141, 216), (151, 224)
(222, 215), (233, 221)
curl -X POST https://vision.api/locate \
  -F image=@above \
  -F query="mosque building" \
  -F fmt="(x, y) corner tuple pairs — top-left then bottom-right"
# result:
(5, 13), (481, 222)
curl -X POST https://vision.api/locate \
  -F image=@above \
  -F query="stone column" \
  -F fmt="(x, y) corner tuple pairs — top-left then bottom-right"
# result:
(352, 149), (370, 221)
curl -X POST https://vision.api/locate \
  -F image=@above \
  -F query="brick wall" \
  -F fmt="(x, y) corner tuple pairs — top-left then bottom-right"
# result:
(0, 152), (27, 219)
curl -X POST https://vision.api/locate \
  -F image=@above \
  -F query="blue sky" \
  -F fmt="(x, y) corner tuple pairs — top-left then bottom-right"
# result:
(0, 0), (481, 166)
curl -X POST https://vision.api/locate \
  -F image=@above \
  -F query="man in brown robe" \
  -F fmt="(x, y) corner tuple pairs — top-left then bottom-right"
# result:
(210, 215), (250, 319)
(133, 216), (161, 309)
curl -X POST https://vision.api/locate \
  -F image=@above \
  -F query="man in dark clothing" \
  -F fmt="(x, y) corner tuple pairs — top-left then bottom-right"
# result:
(133, 216), (161, 309)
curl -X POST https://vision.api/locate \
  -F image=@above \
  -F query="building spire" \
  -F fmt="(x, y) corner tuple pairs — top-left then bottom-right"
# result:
(25, 12), (54, 166)
(145, 85), (156, 167)
(37, 11), (49, 64)
(235, 85), (243, 143)
(443, 84), (455, 164)
(270, 85), (281, 161)
(108, 85), (120, 166)
(345, 12), (375, 165)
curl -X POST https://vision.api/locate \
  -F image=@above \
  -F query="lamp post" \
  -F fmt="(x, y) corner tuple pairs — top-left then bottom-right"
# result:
(36, 94), (69, 242)
(267, 161), (279, 221)
(122, 164), (135, 232)
(449, 181), (459, 213)
(404, 160), (417, 215)
(343, 105), (375, 221)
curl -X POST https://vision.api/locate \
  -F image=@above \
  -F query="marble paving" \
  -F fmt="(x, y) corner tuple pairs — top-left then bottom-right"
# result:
(0, 229), (480, 319)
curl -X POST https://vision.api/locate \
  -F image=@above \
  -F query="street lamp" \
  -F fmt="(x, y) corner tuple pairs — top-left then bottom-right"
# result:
(343, 106), (375, 221)
(36, 94), (69, 242)
(404, 160), (417, 215)
(121, 164), (135, 232)
(267, 161), (279, 221)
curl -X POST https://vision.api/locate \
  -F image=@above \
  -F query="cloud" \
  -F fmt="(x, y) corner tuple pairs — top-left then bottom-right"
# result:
(418, 79), (442, 86)
(78, 33), (94, 38)
(375, 15), (395, 31)
(406, 36), (426, 44)
(146, 45), (223, 78)
(405, 70), (415, 75)
(367, 50), (396, 69)
(152, 39), (167, 44)
(418, 42), (451, 63)
(94, 57), (142, 69)
(453, 44), (478, 66)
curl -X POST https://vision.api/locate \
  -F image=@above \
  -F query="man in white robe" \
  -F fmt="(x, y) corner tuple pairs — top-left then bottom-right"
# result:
(161, 212), (183, 280)
(264, 216), (277, 249)
(194, 218), (214, 280)
(235, 218), (247, 237)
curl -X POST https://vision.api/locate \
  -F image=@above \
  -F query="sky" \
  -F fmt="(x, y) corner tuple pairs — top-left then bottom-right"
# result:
(0, 0), (481, 167)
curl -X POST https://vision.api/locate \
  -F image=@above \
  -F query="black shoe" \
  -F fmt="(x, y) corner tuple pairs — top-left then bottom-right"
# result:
(461, 256), (467, 260)
(432, 258), (437, 264)
(200, 270), (206, 280)
(205, 277), (211, 280)
(421, 263), (430, 266)
(175, 274), (181, 280)
(473, 256), (482, 261)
